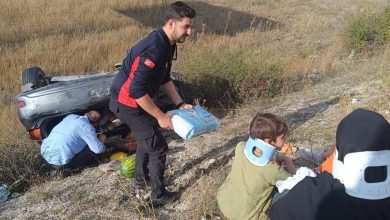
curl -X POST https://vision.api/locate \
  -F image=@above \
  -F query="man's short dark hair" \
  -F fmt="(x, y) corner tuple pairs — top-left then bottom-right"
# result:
(86, 110), (101, 126)
(165, 1), (196, 22)
(249, 113), (288, 142)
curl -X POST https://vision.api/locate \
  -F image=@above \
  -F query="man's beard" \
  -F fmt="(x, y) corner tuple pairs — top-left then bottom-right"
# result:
(174, 34), (188, 43)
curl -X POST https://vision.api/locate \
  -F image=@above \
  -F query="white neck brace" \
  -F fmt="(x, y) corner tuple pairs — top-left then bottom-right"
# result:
(244, 138), (276, 166)
(332, 149), (390, 200)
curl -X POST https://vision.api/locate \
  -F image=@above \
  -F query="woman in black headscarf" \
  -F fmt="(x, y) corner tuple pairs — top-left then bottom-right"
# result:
(270, 108), (390, 220)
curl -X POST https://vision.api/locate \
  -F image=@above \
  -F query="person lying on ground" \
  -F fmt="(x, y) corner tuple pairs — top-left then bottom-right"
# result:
(41, 110), (107, 176)
(270, 108), (390, 220)
(217, 113), (296, 220)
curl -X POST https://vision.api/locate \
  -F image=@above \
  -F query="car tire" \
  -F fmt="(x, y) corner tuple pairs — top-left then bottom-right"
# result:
(21, 67), (48, 92)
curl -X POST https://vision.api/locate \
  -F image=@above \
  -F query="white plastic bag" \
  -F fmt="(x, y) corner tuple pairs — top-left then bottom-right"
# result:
(169, 105), (221, 140)
(0, 185), (10, 202)
(276, 167), (317, 193)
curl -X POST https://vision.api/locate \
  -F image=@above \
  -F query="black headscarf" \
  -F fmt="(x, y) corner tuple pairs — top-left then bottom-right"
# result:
(336, 108), (390, 161)
(270, 109), (390, 220)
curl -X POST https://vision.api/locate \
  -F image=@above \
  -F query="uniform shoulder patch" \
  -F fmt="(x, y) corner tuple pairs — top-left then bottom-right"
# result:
(144, 58), (155, 69)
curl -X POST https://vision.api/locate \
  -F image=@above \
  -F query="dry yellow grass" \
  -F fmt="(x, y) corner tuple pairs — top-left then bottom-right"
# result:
(1, 1), (390, 218)
(0, 0), (384, 194)
(0, 0), (346, 128)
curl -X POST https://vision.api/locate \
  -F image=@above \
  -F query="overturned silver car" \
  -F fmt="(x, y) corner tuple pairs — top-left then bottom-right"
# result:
(15, 66), (184, 151)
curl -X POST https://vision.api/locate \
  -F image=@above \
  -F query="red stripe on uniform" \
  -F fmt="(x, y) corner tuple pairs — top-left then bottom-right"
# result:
(118, 56), (140, 107)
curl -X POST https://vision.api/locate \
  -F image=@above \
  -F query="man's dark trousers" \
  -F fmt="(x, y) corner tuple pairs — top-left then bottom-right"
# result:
(116, 103), (168, 199)
(47, 146), (99, 171)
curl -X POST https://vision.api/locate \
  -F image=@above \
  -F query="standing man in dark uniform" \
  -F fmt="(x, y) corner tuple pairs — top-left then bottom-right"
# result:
(110, 1), (195, 205)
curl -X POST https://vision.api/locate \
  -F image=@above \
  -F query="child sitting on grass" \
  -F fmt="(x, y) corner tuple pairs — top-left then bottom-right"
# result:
(217, 113), (296, 220)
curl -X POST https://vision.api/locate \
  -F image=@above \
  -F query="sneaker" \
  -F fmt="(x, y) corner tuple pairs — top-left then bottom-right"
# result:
(49, 168), (73, 178)
(49, 169), (58, 178)
(131, 178), (151, 190)
(151, 191), (181, 206)
(59, 169), (73, 178)
(299, 147), (324, 165)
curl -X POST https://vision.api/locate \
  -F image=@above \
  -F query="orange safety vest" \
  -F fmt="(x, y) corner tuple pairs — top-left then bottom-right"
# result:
(319, 146), (336, 174)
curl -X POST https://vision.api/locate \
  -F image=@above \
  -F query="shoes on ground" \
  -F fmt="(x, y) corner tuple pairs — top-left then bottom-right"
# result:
(49, 168), (74, 178)
(299, 147), (324, 165)
(151, 191), (181, 206)
(131, 178), (151, 190)
(60, 169), (74, 178)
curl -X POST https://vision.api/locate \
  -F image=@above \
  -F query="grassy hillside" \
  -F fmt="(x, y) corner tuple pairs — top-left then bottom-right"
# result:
(1, 0), (389, 192)
(1, 0), (390, 219)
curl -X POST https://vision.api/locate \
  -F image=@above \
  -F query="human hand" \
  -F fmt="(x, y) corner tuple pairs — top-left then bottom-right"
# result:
(99, 134), (107, 143)
(282, 156), (294, 164)
(275, 153), (293, 165)
(280, 143), (297, 155)
(275, 152), (287, 165)
(313, 167), (321, 174)
(276, 154), (296, 175)
(157, 113), (174, 130)
(179, 103), (193, 110)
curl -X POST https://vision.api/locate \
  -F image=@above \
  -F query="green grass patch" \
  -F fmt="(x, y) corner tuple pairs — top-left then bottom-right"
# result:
(346, 7), (390, 52)
(0, 143), (44, 191)
(181, 48), (290, 108)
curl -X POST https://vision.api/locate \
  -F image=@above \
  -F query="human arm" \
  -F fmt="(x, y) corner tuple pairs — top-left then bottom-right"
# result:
(98, 133), (107, 143)
(135, 93), (174, 130)
(276, 153), (297, 175)
(128, 46), (165, 103)
(160, 81), (193, 109)
(80, 123), (106, 154)
(127, 47), (179, 128)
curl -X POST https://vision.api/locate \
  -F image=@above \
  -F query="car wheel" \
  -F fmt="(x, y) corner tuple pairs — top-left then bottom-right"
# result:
(21, 67), (49, 92)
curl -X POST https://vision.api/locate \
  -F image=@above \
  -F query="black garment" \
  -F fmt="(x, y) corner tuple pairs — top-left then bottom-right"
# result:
(335, 108), (390, 162)
(270, 172), (390, 220)
(110, 28), (176, 199)
(270, 109), (390, 220)
(111, 28), (175, 108)
(116, 102), (168, 199)
(49, 146), (99, 170)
